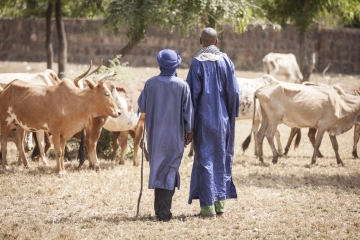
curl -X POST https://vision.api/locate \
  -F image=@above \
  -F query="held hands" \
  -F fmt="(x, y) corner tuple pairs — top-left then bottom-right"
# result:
(185, 131), (193, 147)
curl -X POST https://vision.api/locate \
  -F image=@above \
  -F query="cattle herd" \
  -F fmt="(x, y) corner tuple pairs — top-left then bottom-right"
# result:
(0, 53), (359, 174)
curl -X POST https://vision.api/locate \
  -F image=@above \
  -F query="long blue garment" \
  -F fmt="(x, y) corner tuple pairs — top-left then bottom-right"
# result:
(138, 75), (194, 190)
(186, 54), (240, 206)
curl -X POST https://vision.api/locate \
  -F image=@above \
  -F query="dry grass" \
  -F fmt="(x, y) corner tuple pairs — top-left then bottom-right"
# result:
(1, 62), (360, 239)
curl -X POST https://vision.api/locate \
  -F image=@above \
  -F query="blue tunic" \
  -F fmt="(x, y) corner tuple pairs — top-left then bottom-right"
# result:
(138, 75), (194, 190)
(186, 55), (240, 206)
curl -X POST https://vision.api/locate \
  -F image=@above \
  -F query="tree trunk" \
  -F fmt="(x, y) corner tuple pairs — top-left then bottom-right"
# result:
(118, 39), (142, 60)
(55, 0), (67, 78)
(45, 0), (53, 70)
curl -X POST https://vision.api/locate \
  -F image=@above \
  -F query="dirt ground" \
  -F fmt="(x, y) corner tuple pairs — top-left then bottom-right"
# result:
(1, 60), (360, 239)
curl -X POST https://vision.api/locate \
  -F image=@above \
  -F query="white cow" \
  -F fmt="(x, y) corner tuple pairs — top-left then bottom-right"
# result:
(262, 52), (303, 83)
(188, 74), (283, 157)
(244, 79), (360, 166)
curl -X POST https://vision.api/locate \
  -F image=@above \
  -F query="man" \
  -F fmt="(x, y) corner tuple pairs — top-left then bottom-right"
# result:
(138, 49), (194, 222)
(186, 27), (240, 218)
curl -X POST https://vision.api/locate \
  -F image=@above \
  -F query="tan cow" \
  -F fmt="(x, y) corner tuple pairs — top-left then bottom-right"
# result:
(0, 69), (62, 166)
(0, 75), (121, 173)
(262, 53), (303, 83)
(284, 86), (360, 159)
(243, 80), (360, 166)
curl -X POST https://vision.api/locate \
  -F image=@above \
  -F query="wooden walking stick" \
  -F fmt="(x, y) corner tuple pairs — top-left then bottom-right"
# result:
(136, 127), (146, 218)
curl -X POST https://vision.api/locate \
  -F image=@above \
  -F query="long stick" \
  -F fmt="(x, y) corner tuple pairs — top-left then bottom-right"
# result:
(136, 127), (146, 218)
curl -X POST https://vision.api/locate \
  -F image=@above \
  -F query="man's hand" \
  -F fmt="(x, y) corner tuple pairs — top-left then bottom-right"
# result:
(185, 131), (193, 146)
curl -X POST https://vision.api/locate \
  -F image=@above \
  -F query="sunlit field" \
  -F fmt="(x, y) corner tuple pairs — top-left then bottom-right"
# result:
(1, 61), (360, 239)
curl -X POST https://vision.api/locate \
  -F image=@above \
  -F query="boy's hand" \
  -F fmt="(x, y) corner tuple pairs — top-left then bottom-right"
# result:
(185, 131), (193, 146)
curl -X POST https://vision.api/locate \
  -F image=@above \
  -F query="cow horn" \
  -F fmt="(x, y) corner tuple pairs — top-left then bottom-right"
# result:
(73, 60), (93, 87)
(87, 59), (103, 77)
(98, 71), (116, 83)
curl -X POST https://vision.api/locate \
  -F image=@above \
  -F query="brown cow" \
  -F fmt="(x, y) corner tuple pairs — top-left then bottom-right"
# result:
(75, 78), (147, 168)
(0, 76), (121, 174)
(0, 69), (62, 166)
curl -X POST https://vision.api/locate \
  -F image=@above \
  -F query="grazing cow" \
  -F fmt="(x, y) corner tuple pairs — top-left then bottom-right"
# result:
(243, 80), (360, 166)
(0, 73), (121, 173)
(284, 87), (360, 158)
(262, 52), (303, 83)
(188, 75), (283, 157)
(75, 77), (147, 167)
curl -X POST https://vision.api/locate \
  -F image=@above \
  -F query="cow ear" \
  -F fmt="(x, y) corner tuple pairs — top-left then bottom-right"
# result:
(98, 79), (105, 88)
(85, 79), (97, 89)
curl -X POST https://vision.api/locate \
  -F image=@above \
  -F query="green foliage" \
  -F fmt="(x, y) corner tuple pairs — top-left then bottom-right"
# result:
(0, 0), (111, 18)
(259, 0), (360, 32)
(104, 0), (273, 42)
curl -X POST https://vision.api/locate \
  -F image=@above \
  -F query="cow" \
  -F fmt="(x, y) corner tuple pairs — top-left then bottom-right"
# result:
(262, 53), (303, 84)
(284, 87), (360, 159)
(0, 86), (34, 164)
(243, 79), (360, 166)
(0, 69), (61, 86)
(0, 69), (62, 166)
(74, 75), (147, 168)
(0, 67), (121, 174)
(188, 75), (283, 157)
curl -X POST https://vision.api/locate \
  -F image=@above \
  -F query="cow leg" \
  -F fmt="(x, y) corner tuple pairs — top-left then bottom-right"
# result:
(274, 129), (284, 156)
(15, 126), (29, 167)
(253, 120), (261, 157)
(308, 128), (324, 158)
(85, 117), (106, 172)
(59, 136), (67, 173)
(132, 127), (143, 167)
(284, 128), (299, 156)
(352, 123), (360, 158)
(119, 131), (128, 165)
(133, 113), (147, 165)
(35, 131), (49, 166)
(257, 107), (268, 163)
(1, 123), (9, 169)
(311, 129), (325, 165)
(52, 133), (62, 174)
(265, 125), (279, 164)
(111, 131), (120, 162)
(329, 135), (344, 166)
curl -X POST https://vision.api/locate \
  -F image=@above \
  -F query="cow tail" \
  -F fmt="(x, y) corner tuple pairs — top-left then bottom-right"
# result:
(242, 94), (257, 152)
(294, 128), (302, 149)
(78, 129), (87, 167)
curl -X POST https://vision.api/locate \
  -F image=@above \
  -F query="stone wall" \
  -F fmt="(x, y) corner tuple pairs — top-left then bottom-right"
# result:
(0, 18), (359, 73)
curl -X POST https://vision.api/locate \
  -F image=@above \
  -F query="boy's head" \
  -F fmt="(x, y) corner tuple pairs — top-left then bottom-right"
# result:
(157, 49), (181, 76)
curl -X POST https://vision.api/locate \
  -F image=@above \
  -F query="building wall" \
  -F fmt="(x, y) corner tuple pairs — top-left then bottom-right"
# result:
(0, 18), (359, 73)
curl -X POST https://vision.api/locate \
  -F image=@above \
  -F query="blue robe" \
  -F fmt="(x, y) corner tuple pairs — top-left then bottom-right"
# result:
(138, 75), (194, 190)
(186, 55), (240, 206)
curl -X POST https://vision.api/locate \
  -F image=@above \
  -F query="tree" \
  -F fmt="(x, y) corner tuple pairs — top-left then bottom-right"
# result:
(258, 0), (360, 81)
(0, 0), (109, 76)
(104, 0), (272, 59)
